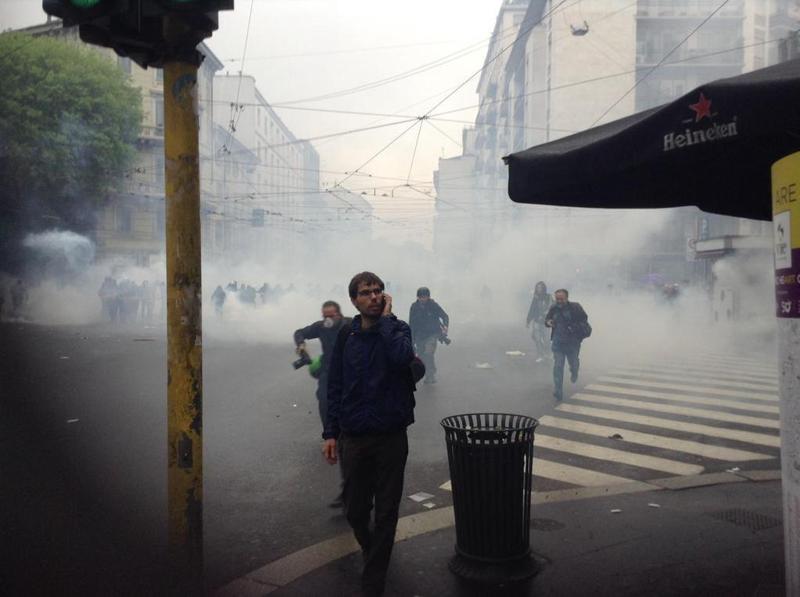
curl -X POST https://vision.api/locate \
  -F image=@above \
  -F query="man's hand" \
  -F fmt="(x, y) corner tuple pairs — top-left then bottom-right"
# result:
(441, 325), (448, 335)
(295, 342), (306, 355)
(545, 319), (554, 328)
(322, 438), (337, 464)
(381, 292), (393, 317)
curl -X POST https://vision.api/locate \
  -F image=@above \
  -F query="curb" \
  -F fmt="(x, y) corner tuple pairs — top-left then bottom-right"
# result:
(214, 469), (782, 596)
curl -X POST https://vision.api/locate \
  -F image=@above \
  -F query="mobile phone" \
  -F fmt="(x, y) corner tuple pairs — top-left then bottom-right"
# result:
(380, 293), (387, 310)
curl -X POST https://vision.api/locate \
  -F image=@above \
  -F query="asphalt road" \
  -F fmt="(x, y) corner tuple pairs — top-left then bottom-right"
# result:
(0, 319), (780, 595)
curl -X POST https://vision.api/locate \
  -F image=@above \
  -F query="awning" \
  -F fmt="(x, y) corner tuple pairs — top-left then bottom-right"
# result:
(504, 59), (800, 221)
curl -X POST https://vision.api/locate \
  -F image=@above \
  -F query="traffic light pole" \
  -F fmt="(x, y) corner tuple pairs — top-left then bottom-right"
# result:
(164, 46), (204, 593)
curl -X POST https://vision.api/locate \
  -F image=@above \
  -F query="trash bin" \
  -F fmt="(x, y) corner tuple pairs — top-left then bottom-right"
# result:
(441, 412), (539, 583)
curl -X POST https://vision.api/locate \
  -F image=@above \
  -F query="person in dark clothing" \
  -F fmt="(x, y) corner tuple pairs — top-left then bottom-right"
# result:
(296, 300), (352, 507)
(527, 281), (553, 362)
(211, 285), (227, 318)
(545, 289), (589, 401)
(408, 287), (449, 384)
(322, 272), (416, 597)
(294, 301), (352, 432)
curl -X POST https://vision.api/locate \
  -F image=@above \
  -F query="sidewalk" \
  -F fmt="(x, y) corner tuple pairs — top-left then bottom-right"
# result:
(218, 475), (785, 597)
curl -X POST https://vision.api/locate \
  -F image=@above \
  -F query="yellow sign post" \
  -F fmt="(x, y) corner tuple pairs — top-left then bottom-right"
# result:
(771, 152), (800, 596)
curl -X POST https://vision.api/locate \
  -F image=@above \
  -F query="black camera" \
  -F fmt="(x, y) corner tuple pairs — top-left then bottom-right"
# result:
(438, 333), (452, 346)
(292, 350), (312, 370)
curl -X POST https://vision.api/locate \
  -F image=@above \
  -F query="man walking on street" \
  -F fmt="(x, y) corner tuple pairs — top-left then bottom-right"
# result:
(526, 281), (553, 363)
(545, 289), (590, 401)
(408, 286), (449, 384)
(322, 272), (417, 597)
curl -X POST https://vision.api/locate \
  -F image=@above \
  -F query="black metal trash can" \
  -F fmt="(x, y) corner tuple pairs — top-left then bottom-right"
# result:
(441, 413), (539, 583)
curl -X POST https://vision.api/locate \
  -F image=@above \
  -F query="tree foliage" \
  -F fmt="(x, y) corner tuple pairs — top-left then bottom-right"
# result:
(0, 32), (142, 213)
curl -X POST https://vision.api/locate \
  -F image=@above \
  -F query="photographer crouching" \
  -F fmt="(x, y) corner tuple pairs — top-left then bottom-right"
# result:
(409, 287), (450, 384)
(294, 300), (352, 506)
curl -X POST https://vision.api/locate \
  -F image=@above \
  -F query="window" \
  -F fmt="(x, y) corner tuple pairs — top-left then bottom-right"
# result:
(117, 206), (133, 233)
(155, 68), (163, 85)
(118, 56), (131, 74)
(154, 96), (164, 128)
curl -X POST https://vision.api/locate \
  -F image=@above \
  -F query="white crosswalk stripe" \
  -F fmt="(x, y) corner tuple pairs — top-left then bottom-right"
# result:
(534, 433), (704, 475)
(611, 368), (778, 392)
(632, 361), (778, 382)
(658, 359), (777, 379)
(585, 384), (780, 414)
(571, 392), (780, 429)
(597, 376), (778, 401)
(439, 355), (779, 494)
(556, 403), (781, 447)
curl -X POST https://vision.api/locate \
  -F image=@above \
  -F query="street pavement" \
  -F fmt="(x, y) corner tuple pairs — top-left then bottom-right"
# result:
(0, 320), (784, 595)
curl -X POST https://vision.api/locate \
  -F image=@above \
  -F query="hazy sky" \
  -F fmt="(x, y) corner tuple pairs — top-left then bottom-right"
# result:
(0, 0), (503, 195)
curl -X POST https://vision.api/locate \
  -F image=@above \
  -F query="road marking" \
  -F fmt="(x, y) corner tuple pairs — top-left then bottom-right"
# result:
(571, 393), (780, 430)
(611, 368), (778, 392)
(532, 458), (635, 487)
(627, 363), (778, 384)
(556, 404), (781, 448)
(597, 376), (778, 401)
(586, 384), (780, 414)
(535, 433), (704, 475)
(658, 359), (777, 378)
(690, 354), (777, 368)
(538, 415), (774, 461)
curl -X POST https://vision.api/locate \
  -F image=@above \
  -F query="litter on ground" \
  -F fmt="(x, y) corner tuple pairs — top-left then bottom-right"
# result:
(408, 492), (435, 503)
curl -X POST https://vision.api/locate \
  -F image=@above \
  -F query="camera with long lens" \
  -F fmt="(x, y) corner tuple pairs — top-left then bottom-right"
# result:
(292, 349), (312, 370)
(438, 333), (452, 345)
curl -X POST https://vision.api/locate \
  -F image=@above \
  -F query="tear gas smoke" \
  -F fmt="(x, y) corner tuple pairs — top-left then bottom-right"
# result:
(4, 209), (777, 368)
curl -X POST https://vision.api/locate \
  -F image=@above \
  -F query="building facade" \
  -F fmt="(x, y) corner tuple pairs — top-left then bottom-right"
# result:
(434, 0), (794, 287)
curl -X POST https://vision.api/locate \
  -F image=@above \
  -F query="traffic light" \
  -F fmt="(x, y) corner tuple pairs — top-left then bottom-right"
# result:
(42, 0), (234, 68)
(42, 0), (129, 26)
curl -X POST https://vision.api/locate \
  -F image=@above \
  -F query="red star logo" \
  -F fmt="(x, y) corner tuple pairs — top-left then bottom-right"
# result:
(689, 92), (712, 122)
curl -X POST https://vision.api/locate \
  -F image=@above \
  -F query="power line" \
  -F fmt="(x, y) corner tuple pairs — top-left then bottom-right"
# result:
(406, 122), (425, 184)
(223, 0), (256, 154)
(590, 0), (732, 127)
(219, 39), (458, 62)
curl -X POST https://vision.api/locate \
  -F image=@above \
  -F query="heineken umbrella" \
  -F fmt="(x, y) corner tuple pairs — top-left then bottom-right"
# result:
(504, 58), (800, 221)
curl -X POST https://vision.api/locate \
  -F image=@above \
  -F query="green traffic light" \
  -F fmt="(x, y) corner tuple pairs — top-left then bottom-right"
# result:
(69, 0), (102, 7)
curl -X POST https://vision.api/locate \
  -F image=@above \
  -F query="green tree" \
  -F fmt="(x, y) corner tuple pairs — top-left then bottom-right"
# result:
(0, 32), (142, 269)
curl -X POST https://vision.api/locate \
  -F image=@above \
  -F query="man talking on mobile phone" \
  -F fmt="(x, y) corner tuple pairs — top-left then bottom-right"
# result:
(322, 271), (417, 597)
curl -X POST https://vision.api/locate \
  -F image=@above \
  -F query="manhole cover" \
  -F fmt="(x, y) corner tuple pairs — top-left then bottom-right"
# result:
(531, 518), (565, 532)
(707, 509), (781, 531)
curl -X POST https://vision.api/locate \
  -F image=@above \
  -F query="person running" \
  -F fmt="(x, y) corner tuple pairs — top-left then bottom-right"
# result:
(545, 289), (590, 401)
(408, 287), (449, 384)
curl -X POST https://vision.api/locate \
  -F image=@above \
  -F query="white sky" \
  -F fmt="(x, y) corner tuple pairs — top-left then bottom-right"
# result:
(0, 0), (503, 231)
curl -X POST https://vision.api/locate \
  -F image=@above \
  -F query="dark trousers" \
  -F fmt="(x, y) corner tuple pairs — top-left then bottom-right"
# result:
(340, 430), (408, 596)
(552, 342), (580, 398)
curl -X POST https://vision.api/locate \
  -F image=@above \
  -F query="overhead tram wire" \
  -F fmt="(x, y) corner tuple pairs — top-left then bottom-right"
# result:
(589, 0), (732, 127)
(223, 0), (256, 154)
(406, 122), (425, 185)
(334, 0), (571, 189)
(220, 39), (459, 62)
(267, 0), (582, 109)
(429, 12), (776, 119)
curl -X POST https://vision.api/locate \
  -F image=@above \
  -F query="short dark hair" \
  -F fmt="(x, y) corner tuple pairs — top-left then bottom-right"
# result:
(322, 300), (341, 313)
(554, 288), (569, 298)
(348, 272), (384, 299)
(416, 286), (430, 298)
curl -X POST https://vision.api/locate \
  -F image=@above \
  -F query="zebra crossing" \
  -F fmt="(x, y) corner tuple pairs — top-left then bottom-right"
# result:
(442, 353), (781, 493)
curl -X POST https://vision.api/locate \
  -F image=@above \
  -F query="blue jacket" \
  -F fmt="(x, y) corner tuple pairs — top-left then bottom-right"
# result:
(323, 314), (416, 439)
